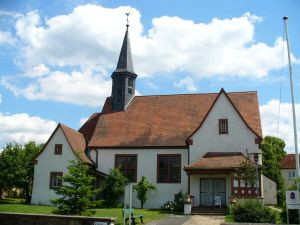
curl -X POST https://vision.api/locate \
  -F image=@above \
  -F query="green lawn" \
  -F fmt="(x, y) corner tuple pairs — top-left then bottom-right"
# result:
(0, 198), (166, 225)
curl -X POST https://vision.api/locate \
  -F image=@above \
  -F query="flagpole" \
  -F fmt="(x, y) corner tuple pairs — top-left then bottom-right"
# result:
(283, 16), (300, 222)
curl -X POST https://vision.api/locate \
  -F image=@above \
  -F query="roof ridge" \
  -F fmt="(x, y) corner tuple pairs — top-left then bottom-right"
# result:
(133, 91), (258, 98)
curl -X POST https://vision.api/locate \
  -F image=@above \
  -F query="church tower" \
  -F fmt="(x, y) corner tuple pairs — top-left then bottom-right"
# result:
(111, 21), (137, 111)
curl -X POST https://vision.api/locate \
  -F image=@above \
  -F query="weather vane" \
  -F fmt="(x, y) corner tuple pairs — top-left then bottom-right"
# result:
(125, 12), (130, 28)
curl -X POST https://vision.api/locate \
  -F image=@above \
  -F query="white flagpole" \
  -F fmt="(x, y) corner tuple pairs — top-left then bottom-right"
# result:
(283, 16), (300, 223)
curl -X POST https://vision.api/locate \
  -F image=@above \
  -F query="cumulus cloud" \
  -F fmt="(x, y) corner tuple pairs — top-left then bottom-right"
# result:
(79, 117), (89, 126)
(0, 30), (15, 45)
(12, 5), (295, 78)
(146, 82), (158, 90)
(1, 4), (298, 106)
(1, 69), (111, 107)
(174, 76), (197, 92)
(0, 112), (57, 148)
(260, 99), (300, 153)
(25, 64), (49, 77)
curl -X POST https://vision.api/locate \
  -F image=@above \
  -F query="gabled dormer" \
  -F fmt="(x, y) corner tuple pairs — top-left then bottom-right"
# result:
(111, 24), (137, 111)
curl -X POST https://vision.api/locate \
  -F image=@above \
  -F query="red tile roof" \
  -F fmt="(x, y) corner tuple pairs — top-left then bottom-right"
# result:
(81, 90), (262, 148)
(60, 124), (93, 164)
(184, 152), (248, 170)
(280, 154), (300, 169)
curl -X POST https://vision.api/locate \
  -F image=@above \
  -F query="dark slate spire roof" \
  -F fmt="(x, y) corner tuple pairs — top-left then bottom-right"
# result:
(115, 27), (135, 74)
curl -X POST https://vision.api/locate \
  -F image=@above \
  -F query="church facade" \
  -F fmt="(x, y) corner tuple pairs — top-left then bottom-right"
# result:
(31, 24), (265, 209)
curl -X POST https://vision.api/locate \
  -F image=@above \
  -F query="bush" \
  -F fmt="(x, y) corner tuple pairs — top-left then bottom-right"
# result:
(230, 199), (277, 223)
(101, 168), (128, 207)
(161, 191), (185, 213)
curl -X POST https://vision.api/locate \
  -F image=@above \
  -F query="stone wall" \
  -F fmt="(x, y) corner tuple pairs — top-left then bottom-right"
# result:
(0, 212), (115, 225)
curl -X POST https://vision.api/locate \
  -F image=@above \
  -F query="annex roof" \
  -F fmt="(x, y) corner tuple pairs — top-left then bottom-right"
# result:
(280, 154), (300, 169)
(80, 89), (262, 148)
(184, 152), (248, 170)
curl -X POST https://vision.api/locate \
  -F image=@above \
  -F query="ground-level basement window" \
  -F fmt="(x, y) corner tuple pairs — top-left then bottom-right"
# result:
(157, 154), (181, 183)
(49, 172), (63, 189)
(115, 154), (137, 182)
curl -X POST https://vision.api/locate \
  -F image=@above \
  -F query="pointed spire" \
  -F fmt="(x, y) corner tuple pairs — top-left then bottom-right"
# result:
(115, 13), (135, 74)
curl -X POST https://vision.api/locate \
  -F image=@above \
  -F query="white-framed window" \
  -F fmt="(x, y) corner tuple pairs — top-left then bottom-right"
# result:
(50, 172), (63, 189)
(288, 171), (296, 179)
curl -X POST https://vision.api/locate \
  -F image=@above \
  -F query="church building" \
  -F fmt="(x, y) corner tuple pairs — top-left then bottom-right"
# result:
(31, 22), (268, 209)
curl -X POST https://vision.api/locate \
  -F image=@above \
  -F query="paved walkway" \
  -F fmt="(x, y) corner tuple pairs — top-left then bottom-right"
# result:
(146, 215), (225, 225)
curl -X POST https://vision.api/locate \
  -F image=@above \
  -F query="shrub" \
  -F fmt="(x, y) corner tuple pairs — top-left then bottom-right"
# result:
(101, 168), (128, 207)
(230, 199), (277, 223)
(161, 191), (185, 213)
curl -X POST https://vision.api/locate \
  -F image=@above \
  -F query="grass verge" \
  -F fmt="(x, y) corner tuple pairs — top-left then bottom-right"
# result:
(0, 198), (166, 225)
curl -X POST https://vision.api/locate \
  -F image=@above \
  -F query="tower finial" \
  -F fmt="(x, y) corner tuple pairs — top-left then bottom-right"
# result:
(125, 12), (130, 29)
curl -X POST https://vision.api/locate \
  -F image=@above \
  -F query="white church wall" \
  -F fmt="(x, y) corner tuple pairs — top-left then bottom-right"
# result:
(189, 92), (261, 164)
(94, 148), (188, 209)
(31, 127), (76, 205)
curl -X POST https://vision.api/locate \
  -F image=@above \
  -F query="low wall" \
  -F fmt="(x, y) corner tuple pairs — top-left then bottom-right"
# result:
(222, 223), (294, 225)
(0, 212), (116, 225)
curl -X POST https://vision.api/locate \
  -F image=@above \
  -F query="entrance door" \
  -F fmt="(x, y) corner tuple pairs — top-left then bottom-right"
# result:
(200, 179), (226, 207)
(200, 179), (213, 206)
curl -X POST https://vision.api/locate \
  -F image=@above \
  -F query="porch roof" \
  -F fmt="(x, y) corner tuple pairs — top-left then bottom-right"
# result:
(184, 152), (251, 172)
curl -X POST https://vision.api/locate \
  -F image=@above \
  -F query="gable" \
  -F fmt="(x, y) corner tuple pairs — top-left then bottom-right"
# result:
(188, 90), (262, 140)
(36, 123), (92, 164)
(189, 91), (261, 155)
(35, 126), (77, 162)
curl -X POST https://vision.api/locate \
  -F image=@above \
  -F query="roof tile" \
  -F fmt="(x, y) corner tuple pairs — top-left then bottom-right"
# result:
(80, 91), (262, 148)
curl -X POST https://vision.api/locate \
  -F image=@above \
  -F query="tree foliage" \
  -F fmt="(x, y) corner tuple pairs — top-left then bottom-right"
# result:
(236, 158), (257, 187)
(101, 168), (128, 207)
(133, 176), (156, 208)
(261, 136), (286, 206)
(0, 141), (42, 202)
(51, 158), (101, 215)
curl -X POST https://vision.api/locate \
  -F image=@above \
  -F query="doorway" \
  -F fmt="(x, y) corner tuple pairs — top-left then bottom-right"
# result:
(200, 178), (226, 207)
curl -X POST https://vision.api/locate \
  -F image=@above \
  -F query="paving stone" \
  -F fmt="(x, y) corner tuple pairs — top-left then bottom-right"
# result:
(146, 215), (225, 225)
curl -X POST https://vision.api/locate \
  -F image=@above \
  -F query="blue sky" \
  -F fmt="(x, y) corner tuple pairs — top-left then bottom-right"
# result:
(0, 0), (300, 152)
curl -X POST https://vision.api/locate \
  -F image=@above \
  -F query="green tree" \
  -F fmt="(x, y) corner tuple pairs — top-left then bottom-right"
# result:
(101, 168), (128, 207)
(0, 141), (42, 202)
(133, 176), (156, 208)
(51, 158), (101, 215)
(236, 157), (257, 187)
(261, 136), (286, 206)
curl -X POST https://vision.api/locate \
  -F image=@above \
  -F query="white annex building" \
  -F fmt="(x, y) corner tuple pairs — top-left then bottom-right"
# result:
(31, 23), (276, 209)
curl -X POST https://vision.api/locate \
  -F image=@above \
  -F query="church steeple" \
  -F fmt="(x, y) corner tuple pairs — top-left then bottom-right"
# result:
(115, 27), (134, 73)
(111, 14), (137, 111)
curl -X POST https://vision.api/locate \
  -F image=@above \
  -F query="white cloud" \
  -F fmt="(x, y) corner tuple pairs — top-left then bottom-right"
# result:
(79, 117), (89, 126)
(0, 30), (14, 45)
(2, 5), (298, 106)
(12, 6), (296, 78)
(260, 99), (300, 153)
(1, 69), (111, 107)
(146, 82), (158, 90)
(174, 76), (197, 92)
(25, 64), (49, 77)
(0, 112), (57, 148)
